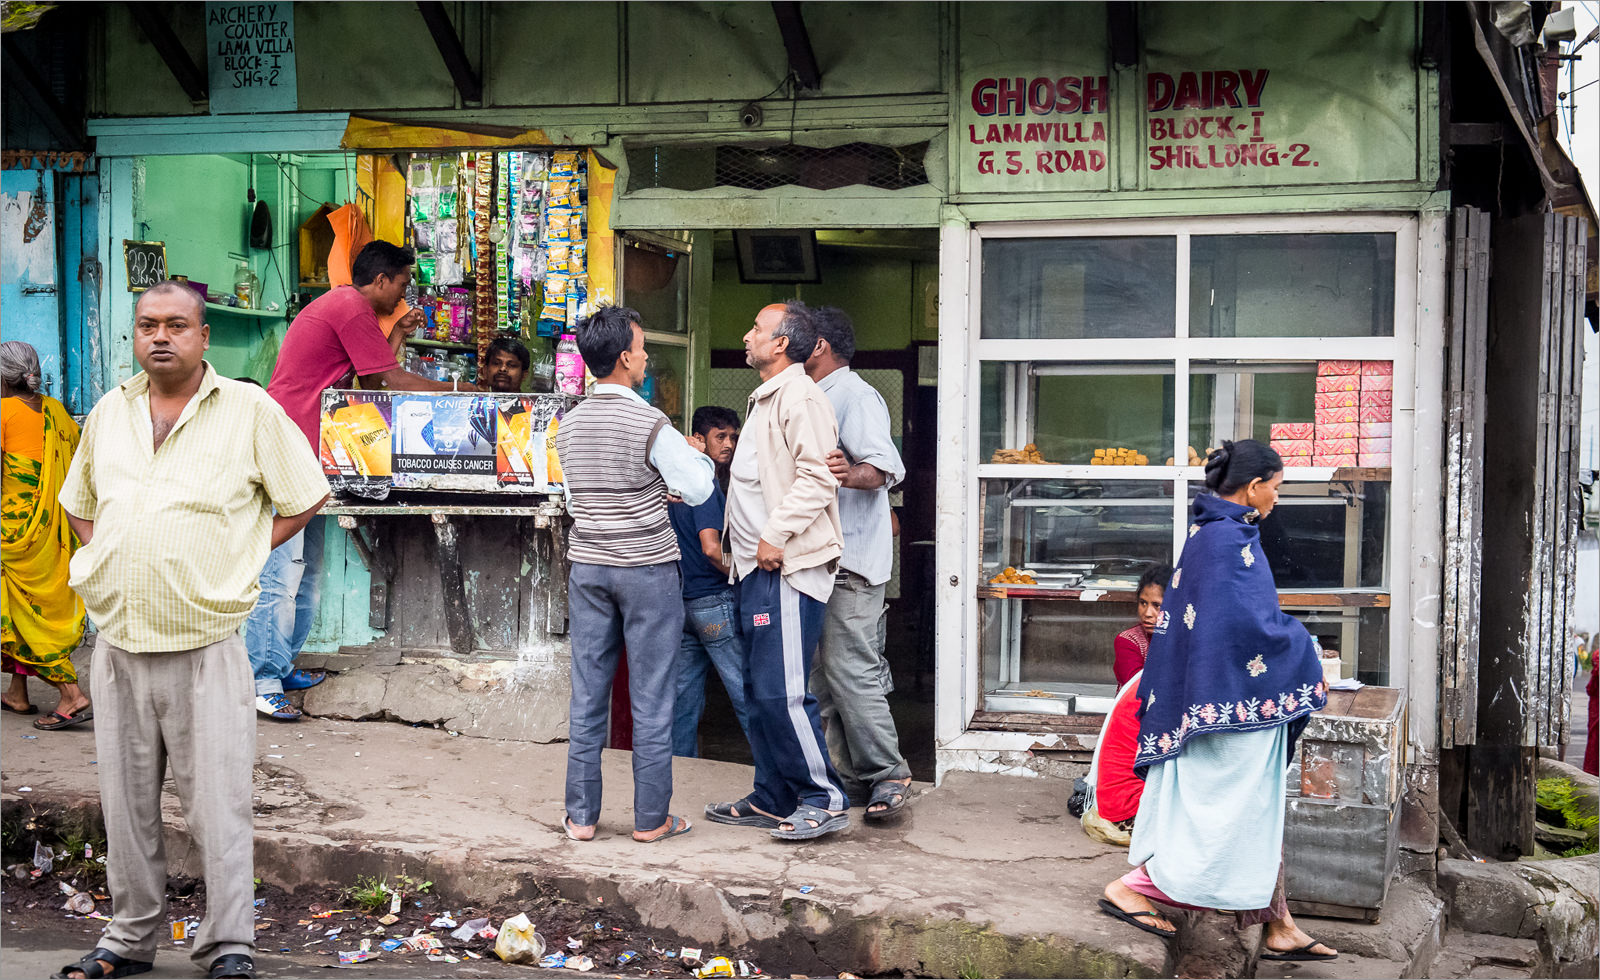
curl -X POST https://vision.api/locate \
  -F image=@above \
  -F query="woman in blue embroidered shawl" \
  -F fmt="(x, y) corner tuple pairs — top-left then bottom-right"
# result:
(1097, 440), (1338, 963)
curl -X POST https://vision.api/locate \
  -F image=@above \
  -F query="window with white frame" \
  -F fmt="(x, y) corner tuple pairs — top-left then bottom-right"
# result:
(969, 216), (1415, 719)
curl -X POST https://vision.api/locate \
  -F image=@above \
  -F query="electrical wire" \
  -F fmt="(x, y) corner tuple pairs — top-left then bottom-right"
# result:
(271, 155), (326, 207)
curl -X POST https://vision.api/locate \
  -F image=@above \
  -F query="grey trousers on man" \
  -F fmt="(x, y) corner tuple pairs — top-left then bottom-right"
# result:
(565, 560), (685, 833)
(91, 633), (257, 969)
(810, 571), (911, 801)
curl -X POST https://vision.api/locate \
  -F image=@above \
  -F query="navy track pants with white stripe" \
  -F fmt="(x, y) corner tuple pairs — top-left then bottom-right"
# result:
(738, 568), (848, 815)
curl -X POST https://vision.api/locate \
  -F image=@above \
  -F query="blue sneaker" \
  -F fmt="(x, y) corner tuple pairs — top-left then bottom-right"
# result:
(255, 692), (301, 720)
(281, 669), (327, 692)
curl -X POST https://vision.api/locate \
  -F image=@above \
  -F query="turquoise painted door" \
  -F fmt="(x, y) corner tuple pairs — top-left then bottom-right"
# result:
(1, 169), (64, 399)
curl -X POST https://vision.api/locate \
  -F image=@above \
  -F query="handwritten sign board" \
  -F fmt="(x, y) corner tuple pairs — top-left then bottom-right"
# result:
(954, 2), (1420, 194)
(122, 240), (168, 292)
(205, 2), (297, 114)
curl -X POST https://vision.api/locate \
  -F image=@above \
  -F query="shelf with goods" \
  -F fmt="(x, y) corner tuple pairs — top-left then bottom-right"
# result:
(405, 338), (477, 352)
(205, 301), (283, 320)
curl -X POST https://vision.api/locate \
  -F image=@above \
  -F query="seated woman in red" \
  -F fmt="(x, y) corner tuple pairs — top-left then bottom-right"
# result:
(1112, 564), (1172, 688)
(1080, 670), (1146, 846)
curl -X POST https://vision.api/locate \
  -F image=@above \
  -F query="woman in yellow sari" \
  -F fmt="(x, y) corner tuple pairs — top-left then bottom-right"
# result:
(1, 341), (91, 730)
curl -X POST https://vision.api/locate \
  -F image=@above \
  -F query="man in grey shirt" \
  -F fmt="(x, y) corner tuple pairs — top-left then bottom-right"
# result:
(804, 307), (913, 821)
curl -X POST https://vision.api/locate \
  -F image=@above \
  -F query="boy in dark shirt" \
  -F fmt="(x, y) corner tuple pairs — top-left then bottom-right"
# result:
(669, 406), (752, 757)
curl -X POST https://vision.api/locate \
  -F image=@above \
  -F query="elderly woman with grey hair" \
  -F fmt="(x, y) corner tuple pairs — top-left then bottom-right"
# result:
(1, 340), (92, 730)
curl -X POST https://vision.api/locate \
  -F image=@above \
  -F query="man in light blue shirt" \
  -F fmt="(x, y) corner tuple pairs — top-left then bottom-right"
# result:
(804, 306), (913, 822)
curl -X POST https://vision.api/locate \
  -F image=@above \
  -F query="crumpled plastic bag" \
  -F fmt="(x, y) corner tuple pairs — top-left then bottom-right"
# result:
(493, 912), (545, 964)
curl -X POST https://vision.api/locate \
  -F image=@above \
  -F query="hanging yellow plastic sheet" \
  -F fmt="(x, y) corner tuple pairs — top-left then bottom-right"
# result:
(586, 149), (617, 309)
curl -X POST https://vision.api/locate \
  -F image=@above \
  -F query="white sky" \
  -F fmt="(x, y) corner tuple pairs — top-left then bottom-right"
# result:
(1558, 3), (1599, 476)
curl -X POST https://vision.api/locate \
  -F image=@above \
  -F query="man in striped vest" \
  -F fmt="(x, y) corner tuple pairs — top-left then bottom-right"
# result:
(555, 305), (714, 844)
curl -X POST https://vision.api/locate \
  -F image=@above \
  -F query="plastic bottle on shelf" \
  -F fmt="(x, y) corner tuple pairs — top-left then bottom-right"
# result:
(232, 262), (260, 309)
(554, 333), (584, 396)
(530, 339), (556, 392)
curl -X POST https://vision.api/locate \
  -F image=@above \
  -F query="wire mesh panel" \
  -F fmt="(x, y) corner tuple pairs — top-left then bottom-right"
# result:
(627, 142), (930, 193)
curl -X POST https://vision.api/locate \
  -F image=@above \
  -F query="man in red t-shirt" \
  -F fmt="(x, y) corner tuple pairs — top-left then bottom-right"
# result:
(247, 241), (478, 720)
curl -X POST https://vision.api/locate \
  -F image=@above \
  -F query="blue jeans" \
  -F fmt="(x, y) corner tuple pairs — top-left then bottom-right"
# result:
(565, 560), (685, 833)
(244, 515), (325, 696)
(671, 589), (753, 757)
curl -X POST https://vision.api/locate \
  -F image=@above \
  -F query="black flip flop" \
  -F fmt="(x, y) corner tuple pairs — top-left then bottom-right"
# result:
(2, 701), (39, 715)
(704, 798), (781, 829)
(34, 706), (92, 731)
(864, 779), (911, 822)
(208, 953), (256, 978)
(1260, 941), (1337, 962)
(51, 947), (153, 978)
(771, 803), (849, 841)
(1097, 898), (1177, 939)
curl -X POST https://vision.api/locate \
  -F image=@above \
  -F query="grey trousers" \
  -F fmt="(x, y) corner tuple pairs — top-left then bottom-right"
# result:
(565, 560), (685, 832)
(91, 633), (256, 968)
(810, 571), (911, 800)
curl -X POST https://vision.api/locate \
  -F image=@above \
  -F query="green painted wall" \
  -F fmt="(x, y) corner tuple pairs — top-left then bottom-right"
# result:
(708, 246), (936, 352)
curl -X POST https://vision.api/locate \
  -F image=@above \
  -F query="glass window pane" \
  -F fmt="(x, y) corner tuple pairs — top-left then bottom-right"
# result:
(979, 364), (1175, 464)
(1184, 482), (1390, 591)
(640, 341), (687, 428)
(624, 241), (689, 334)
(979, 479), (1175, 715)
(1189, 234), (1395, 337)
(981, 237), (1177, 339)
(1188, 362), (1316, 452)
(1285, 607), (1390, 688)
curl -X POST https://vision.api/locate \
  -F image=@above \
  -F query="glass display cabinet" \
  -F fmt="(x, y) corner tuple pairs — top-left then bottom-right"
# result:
(971, 223), (1408, 722)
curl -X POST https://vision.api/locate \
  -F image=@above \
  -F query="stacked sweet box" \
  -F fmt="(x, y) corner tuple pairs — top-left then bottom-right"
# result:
(1269, 422), (1314, 466)
(1312, 361), (1361, 465)
(1358, 361), (1394, 465)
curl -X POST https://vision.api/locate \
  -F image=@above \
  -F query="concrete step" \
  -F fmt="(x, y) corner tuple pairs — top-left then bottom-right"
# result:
(1425, 929), (1540, 979)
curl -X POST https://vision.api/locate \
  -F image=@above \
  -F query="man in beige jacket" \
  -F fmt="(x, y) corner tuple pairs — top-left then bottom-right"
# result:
(704, 301), (852, 841)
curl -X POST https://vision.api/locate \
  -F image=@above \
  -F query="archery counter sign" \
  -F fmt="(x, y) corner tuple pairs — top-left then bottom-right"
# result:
(204, 1), (298, 114)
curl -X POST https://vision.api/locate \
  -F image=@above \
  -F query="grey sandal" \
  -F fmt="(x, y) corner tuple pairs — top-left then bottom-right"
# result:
(771, 803), (849, 840)
(864, 779), (911, 821)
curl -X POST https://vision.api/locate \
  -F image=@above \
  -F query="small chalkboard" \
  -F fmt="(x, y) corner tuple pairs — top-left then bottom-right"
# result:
(123, 240), (168, 292)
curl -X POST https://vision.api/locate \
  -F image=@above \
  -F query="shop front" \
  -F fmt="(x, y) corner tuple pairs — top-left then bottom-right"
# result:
(77, 4), (1472, 839)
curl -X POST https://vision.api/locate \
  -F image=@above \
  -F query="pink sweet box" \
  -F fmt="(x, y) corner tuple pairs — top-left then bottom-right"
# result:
(1313, 454), (1358, 467)
(1316, 374), (1361, 393)
(1358, 452), (1392, 467)
(1270, 422), (1315, 441)
(1270, 439), (1313, 457)
(1360, 404), (1393, 423)
(1317, 421), (1360, 441)
(1360, 360), (1394, 377)
(1315, 406), (1360, 425)
(1317, 360), (1361, 376)
(1359, 437), (1392, 454)
(1315, 390), (1359, 410)
(1360, 373), (1394, 392)
(1359, 422), (1392, 439)
(1282, 455), (1313, 468)
(1360, 389), (1393, 409)
(1314, 438), (1358, 457)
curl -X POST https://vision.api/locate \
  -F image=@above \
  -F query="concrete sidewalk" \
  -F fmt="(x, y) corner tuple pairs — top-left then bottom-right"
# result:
(2, 703), (1452, 978)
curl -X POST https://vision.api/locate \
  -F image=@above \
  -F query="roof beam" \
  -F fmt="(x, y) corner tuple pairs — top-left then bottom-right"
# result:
(770, 2), (821, 91)
(125, 2), (208, 103)
(416, 2), (482, 104)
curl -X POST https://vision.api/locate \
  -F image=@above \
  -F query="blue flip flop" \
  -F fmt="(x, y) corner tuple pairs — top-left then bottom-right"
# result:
(281, 669), (326, 691)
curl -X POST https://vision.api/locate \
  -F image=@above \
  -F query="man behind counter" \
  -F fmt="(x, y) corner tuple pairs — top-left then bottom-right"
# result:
(483, 336), (531, 393)
(251, 241), (480, 721)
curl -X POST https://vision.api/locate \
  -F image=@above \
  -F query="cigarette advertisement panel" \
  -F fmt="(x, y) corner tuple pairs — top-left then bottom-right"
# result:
(319, 389), (575, 498)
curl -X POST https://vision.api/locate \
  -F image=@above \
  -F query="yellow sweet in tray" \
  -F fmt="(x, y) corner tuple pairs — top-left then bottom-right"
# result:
(989, 566), (1037, 585)
(1090, 447), (1149, 465)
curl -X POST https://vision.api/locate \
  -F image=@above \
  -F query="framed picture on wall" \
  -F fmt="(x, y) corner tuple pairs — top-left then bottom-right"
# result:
(734, 230), (821, 284)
